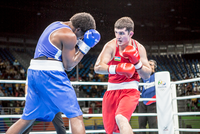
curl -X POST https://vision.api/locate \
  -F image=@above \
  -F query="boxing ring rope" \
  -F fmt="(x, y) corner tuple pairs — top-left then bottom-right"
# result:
(0, 72), (200, 134)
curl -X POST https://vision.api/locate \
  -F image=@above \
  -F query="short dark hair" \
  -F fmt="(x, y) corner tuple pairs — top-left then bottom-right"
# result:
(114, 17), (134, 32)
(149, 59), (157, 68)
(70, 12), (96, 33)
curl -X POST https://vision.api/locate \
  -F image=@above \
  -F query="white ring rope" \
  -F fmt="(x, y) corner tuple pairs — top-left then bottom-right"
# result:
(0, 97), (156, 102)
(0, 76), (200, 133)
(175, 128), (200, 132)
(171, 77), (200, 84)
(26, 129), (160, 134)
(174, 112), (200, 116)
(0, 77), (199, 85)
(173, 94), (200, 100)
(0, 113), (158, 119)
(0, 80), (151, 86)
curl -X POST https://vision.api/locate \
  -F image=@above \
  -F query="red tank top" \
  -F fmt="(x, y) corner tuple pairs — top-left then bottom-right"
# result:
(108, 39), (140, 83)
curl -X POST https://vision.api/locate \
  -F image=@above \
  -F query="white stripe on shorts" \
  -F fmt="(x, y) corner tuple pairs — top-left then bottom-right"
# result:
(107, 81), (139, 91)
(28, 59), (65, 71)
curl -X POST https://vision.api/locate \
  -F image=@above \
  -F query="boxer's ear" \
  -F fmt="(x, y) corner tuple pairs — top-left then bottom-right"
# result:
(129, 31), (134, 36)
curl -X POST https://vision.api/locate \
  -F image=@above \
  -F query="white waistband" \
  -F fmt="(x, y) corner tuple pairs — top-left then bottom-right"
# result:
(107, 81), (139, 91)
(28, 59), (65, 71)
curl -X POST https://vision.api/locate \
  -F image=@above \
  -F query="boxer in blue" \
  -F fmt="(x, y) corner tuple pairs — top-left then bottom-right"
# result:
(6, 12), (100, 134)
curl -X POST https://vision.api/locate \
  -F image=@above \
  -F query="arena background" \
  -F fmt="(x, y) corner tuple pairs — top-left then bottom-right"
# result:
(0, 0), (200, 133)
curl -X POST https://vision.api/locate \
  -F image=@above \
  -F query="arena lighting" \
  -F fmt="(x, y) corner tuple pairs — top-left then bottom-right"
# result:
(171, 8), (175, 12)
(127, 2), (132, 6)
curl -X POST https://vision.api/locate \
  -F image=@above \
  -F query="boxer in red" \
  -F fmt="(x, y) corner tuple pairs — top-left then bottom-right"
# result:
(94, 17), (151, 134)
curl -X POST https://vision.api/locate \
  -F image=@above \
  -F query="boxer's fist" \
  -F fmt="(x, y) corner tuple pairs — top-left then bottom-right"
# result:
(77, 29), (101, 54)
(83, 29), (101, 48)
(122, 45), (143, 70)
(108, 63), (135, 78)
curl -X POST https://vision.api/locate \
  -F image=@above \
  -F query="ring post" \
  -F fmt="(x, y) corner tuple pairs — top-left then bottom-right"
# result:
(155, 71), (174, 134)
(171, 83), (179, 134)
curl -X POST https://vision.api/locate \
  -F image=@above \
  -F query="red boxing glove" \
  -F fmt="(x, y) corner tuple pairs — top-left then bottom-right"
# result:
(108, 63), (135, 78)
(122, 45), (143, 70)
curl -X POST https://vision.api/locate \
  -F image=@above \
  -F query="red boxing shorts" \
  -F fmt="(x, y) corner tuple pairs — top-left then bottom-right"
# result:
(102, 89), (140, 134)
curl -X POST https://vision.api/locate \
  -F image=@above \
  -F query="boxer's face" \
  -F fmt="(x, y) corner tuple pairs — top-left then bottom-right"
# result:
(74, 28), (84, 40)
(114, 28), (132, 46)
(149, 61), (155, 73)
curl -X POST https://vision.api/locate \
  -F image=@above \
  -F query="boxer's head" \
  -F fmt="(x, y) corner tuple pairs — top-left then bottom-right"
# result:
(149, 59), (157, 73)
(70, 12), (96, 36)
(114, 17), (134, 34)
(114, 17), (134, 46)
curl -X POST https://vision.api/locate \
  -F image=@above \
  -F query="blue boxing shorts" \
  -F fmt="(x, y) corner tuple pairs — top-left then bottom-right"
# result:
(22, 59), (83, 122)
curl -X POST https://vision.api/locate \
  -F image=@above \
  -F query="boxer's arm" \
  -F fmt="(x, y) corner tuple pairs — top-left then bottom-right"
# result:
(25, 78), (28, 98)
(25, 85), (28, 96)
(136, 43), (151, 79)
(59, 28), (84, 71)
(108, 63), (135, 78)
(61, 29), (100, 71)
(77, 29), (101, 55)
(94, 41), (115, 74)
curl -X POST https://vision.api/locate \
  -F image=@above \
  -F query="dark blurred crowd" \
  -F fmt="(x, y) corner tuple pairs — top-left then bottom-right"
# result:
(177, 75), (200, 111)
(0, 58), (26, 114)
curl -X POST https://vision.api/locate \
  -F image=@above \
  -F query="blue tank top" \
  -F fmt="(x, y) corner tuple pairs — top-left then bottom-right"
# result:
(140, 73), (156, 105)
(34, 21), (72, 61)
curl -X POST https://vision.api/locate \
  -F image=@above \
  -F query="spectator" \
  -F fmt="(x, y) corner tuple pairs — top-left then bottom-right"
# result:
(88, 70), (94, 81)
(82, 74), (89, 81)
(138, 59), (158, 134)
(0, 101), (4, 115)
(89, 63), (94, 72)
(14, 103), (21, 114)
(13, 60), (20, 73)
(191, 83), (199, 110)
(93, 73), (100, 81)
(70, 75), (76, 81)
(0, 60), (6, 71)
(4, 59), (10, 66)
(96, 86), (103, 97)
(186, 83), (193, 95)
(5, 83), (12, 90)
(88, 101), (96, 113)
(193, 83), (199, 94)
(98, 73), (105, 81)
(13, 59), (20, 66)
(0, 86), (4, 97)
(79, 62), (84, 70)
(19, 67), (25, 76)
(91, 85), (97, 94)
(14, 73), (21, 80)
(85, 93), (91, 107)
(0, 58), (4, 65)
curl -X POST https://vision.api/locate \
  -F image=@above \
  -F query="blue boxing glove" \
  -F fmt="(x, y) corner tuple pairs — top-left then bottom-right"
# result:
(77, 29), (101, 54)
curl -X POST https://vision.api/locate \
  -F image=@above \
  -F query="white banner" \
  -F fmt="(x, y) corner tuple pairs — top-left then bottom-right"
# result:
(155, 71), (174, 134)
